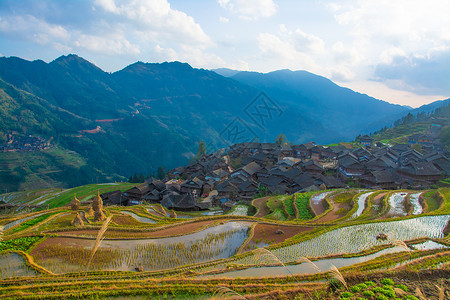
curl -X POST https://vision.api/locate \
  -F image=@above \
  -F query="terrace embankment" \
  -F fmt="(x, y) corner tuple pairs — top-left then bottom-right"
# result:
(252, 196), (271, 217)
(312, 191), (353, 223)
(371, 192), (386, 218)
(56, 219), (219, 238)
(309, 192), (330, 216)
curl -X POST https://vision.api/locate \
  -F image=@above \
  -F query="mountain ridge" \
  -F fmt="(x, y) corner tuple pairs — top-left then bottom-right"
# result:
(0, 54), (446, 192)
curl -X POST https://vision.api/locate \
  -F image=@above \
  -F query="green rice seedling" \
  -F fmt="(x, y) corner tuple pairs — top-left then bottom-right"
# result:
(86, 216), (112, 272)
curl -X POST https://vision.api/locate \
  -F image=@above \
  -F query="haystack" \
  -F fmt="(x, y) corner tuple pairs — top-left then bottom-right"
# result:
(70, 196), (80, 211)
(80, 211), (91, 224)
(94, 209), (106, 222)
(71, 212), (84, 227)
(92, 191), (103, 212)
(92, 191), (106, 221)
(85, 206), (94, 217)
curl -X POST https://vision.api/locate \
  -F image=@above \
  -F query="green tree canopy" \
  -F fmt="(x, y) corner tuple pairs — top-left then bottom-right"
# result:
(197, 140), (206, 158)
(275, 134), (287, 146)
(157, 166), (166, 180)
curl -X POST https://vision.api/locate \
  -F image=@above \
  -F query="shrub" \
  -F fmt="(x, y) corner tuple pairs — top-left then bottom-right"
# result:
(362, 290), (375, 297)
(340, 291), (354, 299)
(350, 286), (361, 293)
(381, 288), (395, 298)
(376, 295), (389, 300)
(394, 284), (408, 292)
(404, 296), (418, 300)
(365, 281), (376, 286)
(381, 278), (394, 285)
(373, 287), (384, 293)
(357, 283), (368, 289)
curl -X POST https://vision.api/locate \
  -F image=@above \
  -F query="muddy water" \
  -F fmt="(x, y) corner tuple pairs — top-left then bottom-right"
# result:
(352, 192), (374, 218)
(0, 253), (37, 279)
(36, 221), (251, 273)
(387, 192), (408, 217)
(2, 212), (46, 231)
(253, 215), (450, 263)
(120, 211), (156, 223)
(408, 193), (423, 215)
(205, 240), (448, 278)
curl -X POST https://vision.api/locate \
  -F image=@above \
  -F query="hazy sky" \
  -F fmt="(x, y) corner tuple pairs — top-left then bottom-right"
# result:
(1, 0), (449, 107)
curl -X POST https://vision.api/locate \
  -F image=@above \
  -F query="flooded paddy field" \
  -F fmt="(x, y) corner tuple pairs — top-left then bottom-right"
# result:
(0, 252), (37, 279)
(31, 221), (251, 273)
(0, 186), (448, 300)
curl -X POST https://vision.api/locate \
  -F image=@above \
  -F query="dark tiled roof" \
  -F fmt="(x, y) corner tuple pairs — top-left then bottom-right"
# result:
(400, 162), (441, 176)
(161, 193), (197, 210)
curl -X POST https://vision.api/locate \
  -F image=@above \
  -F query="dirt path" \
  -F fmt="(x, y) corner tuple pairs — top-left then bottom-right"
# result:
(252, 197), (271, 218)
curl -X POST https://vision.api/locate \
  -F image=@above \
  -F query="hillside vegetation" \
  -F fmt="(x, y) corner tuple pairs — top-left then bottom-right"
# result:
(0, 55), (415, 192)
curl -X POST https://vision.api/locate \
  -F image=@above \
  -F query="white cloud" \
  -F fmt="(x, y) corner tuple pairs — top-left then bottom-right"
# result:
(0, 0), (221, 68)
(374, 48), (450, 95)
(218, 0), (277, 20)
(332, 0), (450, 59)
(257, 32), (318, 71)
(0, 15), (70, 45)
(219, 16), (229, 23)
(75, 34), (140, 55)
(94, 0), (213, 48)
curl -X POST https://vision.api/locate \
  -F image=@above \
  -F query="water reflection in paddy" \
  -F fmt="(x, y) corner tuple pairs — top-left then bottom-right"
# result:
(235, 215), (450, 265)
(206, 240), (448, 278)
(0, 253), (37, 279)
(352, 192), (374, 218)
(120, 211), (156, 223)
(2, 212), (46, 231)
(36, 221), (250, 273)
(408, 193), (423, 215)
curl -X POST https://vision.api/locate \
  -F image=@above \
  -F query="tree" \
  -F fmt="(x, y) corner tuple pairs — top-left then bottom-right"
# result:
(157, 166), (166, 180)
(275, 134), (287, 146)
(197, 140), (206, 158)
(411, 143), (423, 154)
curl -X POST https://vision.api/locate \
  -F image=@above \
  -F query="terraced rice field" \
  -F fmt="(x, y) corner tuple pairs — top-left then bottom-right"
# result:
(0, 186), (449, 299)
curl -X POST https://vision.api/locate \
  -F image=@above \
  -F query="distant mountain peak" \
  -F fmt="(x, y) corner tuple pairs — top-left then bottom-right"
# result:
(51, 54), (104, 73)
(212, 68), (241, 77)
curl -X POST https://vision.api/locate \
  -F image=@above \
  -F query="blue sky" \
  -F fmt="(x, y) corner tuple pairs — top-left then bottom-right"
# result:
(1, 0), (449, 107)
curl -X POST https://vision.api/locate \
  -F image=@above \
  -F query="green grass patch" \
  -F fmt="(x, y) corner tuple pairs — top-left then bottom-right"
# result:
(0, 236), (43, 252)
(295, 191), (315, 220)
(333, 191), (356, 203)
(283, 196), (295, 216)
(266, 209), (287, 221)
(422, 190), (443, 212)
(6, 213), (56, 234)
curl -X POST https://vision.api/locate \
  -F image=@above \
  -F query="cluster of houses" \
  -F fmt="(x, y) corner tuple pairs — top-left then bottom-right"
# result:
(1, 132), (52, 152)
(101, 138), (449, 212)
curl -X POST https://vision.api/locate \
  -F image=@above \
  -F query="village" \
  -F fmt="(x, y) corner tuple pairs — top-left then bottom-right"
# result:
(101, 126), (449, 212)
(0, 132), (52, 152)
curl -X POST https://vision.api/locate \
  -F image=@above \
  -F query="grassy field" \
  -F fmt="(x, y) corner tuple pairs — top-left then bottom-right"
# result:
(0, 182), (134, 209)
(0, 146), (126, 193)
